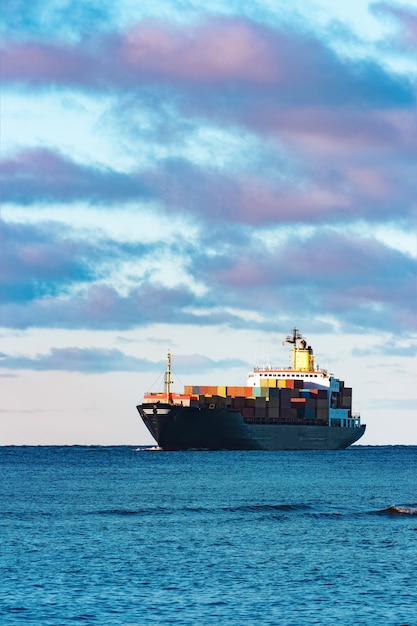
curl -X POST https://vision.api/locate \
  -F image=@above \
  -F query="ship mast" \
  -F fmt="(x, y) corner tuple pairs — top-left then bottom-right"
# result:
(285, 328), (302, 370)
(165, 351), (173, 403)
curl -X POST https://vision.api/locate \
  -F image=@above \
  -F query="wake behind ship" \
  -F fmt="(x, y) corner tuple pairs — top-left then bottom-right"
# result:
(136, 329), (366, 450)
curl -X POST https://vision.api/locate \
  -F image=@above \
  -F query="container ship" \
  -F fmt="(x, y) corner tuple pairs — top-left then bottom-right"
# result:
(136, 329), (366, 450)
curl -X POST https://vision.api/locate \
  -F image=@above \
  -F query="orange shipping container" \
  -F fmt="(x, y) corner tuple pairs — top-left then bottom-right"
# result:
(227, 386), (253, 397)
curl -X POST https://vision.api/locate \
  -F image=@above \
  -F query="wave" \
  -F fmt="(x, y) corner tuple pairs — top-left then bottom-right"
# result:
(96, 502), (417, 518)
(94, 508), (167, 516)
(227, 503), (309, 513)
(377, 505), (417, 516)
(92, 503), (309, 517)
(95, 504), (417, 520)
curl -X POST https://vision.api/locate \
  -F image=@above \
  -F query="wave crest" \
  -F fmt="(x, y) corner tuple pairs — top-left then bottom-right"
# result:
(378, 505), (417, 516)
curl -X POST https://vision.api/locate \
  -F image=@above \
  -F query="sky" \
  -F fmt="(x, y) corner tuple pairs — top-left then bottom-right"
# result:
(1, 0), (416, 446)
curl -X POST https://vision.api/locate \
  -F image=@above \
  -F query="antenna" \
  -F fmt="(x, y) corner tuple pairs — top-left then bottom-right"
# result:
(285, 328), (302, 344)
(164, 351), (173, 403)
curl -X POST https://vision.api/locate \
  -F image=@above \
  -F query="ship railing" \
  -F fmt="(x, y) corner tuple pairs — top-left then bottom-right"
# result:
(351, 414), (361, 428)
(330, 414), (361, 428)
(252, 365), (329, 375)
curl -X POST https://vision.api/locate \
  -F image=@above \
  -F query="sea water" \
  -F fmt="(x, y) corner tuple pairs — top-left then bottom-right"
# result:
(0, 446), (416, 625)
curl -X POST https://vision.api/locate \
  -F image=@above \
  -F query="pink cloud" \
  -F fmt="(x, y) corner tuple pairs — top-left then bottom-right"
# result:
(347, 167), (391, 198)
(2, 148), (75, 176)
(2, 15), (415, 230)
(1, 18), (284, 87)
(0, 147), (153, 204)
(1, 41), (98, 85)
(152, 156), (416, 226)
(3, 14), (409, 100)
(241, 105), (413, 157)
(2, 138), (415, 227)
(195, 231), (415, 322)
(0, 215), (414, 334)
(121, 18), (280, 84)
(230, 174), (349, 224)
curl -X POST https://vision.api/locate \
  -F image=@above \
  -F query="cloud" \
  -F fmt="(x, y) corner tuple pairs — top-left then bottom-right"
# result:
(146, 153), (416, 226)
(3, 16), (413, 103)
(0, 217), (415, 335)
(0, 220), (151, 304)
(0, 282), (238, 331)
(2, 14), (415, 233)
(0, 148), (152, 205)
(188, 230), (417, 333)
(3, 144), (416, 227)
(0, 346), (248, 374)
(0, 347), (147, 373)
(353, 341), (417, 358)
(0, 221), (93, 302)
(372, 2), (417, 49)
(1, 0), (116, 40)
(1, 6), (415, 343)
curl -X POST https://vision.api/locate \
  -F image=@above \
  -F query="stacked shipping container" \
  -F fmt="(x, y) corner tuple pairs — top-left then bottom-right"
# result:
(144, 378), (352, 425)
(183, 379), (352, 425)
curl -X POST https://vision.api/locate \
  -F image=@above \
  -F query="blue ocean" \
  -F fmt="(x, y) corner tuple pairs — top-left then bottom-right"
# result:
(1, 446), (416, 625)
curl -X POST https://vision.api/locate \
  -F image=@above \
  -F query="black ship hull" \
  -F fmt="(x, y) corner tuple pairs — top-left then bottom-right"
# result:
(137, 403), (366, 451)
